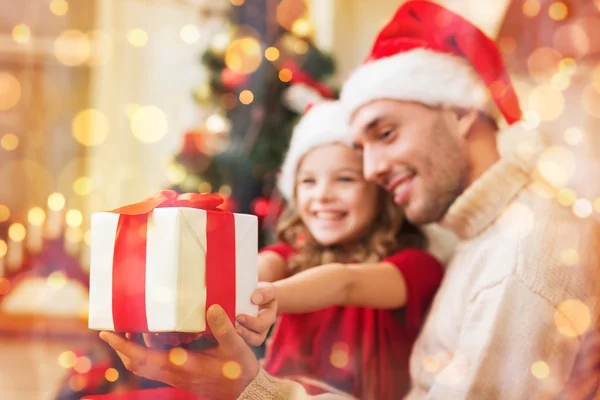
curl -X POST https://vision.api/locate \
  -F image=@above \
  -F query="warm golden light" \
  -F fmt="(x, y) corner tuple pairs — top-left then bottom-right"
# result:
(65, 226), (83, 243)
(127, 29), (148, 47)
(222, 361), (242, 379)
(210, 32), (231, 54)
(549, 2), (568, 20)
(557, 188), (577, 206)
(50, 0), (69, 16)
(12, 24), (31, 44)
(84, 230), (92, 246)
(74, 357), (92, 374)
(224, 37), (262, 75)
(48, 271), (67, 289)
(219, 185), (232, 197)
(573, 199), (593, 218)
(265, 47), (280, 61)
(291, 18), (313, 38)
(169, 348), (188, 366)
(166, 164), (186, 184)
(28, 207), (46, 226)
(527, 48), (561, 83)
(551, 73), (570, 91)
(531, 361), (550, 379)
(239, 90), (254, 105)
(528, 85), (564, 121)
(0, 73), (22, 111)
(1, 133), (19, 150)
(553, 25), (590, 59)
(0, 205), (9, 222)
(231, 0), (245, 5)
(329, 342), (350, 369)
(559, 58), (577, 75)
(279, 68), (293, 82)
(536, 146), (575, 188)
(180, 25), (200, 44)
(561, 248), (579, 267)
(198, 182), (212, 194)
(0, 278), (10, 295)
(54, 30), (91, 66)
(69, 375), (86, 391)
(105, 368), (119, 382)
(523, 0), (541, 17)
(73, 177), (92, 196)
(48, 193), (66, 211)
(206, 114), (228, 133)
(0, 240), (7, 258)
(72, 109), (109, 146)
(564, 127), (584, 146)
(498, 36), (517, 54)
(59, 351), (77, 368)
(294, 40), (309, 55)
(498, 203), (534, 239)
(595, 197), (600, 213)
(555, 299), (591, 337)
(87, 30), (114, 66)
(66, 209), (83, 227)
(9, 223), (26, 242)
(582, 85), (600, 118)
(130, 106), (168, 143)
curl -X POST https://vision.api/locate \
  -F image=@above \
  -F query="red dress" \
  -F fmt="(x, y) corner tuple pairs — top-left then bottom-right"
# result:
(261, 243), (443, 400)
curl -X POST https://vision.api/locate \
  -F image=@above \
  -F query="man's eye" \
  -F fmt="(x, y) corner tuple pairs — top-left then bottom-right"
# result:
(380, 130), (393, 139)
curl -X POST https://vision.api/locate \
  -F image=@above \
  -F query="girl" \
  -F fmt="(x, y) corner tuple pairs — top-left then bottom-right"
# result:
(253, 100), (444, 399)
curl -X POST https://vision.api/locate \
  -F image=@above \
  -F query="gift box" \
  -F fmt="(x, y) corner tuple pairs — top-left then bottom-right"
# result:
(88, 191), (258, 333)
(81, 388), (203, 400)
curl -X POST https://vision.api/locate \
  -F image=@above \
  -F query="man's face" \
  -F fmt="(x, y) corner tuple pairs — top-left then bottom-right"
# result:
(349, 99), (471, 225)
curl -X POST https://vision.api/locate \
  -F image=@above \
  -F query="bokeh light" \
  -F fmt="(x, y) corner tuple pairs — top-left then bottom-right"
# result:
(294, 40), (309, 55)
(198, 182), (212, 194)
(561, 248), (579, 266)
(0, 72), (22, 111)
(279, 68), (293, 82)
(59, 351), (77, 368)
(582, 84), (600, 118)
(84, 230), (92, 246)
(528, 85), (564, 121)
(498, 203), (534, 239)
(206, 114), (228, 134)
(557, 188), (577, 206)
(0, 240), (7, 257)
(564, 127), (584, 146)
(595, 197), (600, 213)
(231, 0), (245, 5)
(48, 271), (67, 289)
(222, 361), (242, 379)
(559, 58), (577, 75)
(87, 30), (114, 66)
(210, 32), (231, 54)
(291, 18), (313, 38)
(166, 164), (187, 184)
(12, 24), (31, 44)
(130, 106), (169, 143)
(50, 0), (69, 16)
(498, 36), (517, 54)
(239, 90), (254, 105)
(66, 209), (83, 227)
(72, 109), (109, 146)
(69, 375), (86, 391)
(555, 299), (591, 337)
(553, 25), (589, 59)
(125, 103), (141, 119)
(224, 37), (262, 75)
(265, 46), (280, 61)
(169, 348), (188, 366)
(220, 93), (237, 110)
(9, 223), (26, 242)
(329, 342), (350, 369)
(105, 368), (119, 382)
(127, 29), (148, 47)
(536, 146), (576, 188)
(551, 73), (570, 91)
(54, 30), (91, 66)
(573, 199), (593, 218)
(1, 133), (19, 150)
(522, 0), (541, 17)
(28, 207), (46, 226)
(527, 48), (561, 83)
(548, 2), (568, 21)
(0, 205), (9, 222)
(73, 177), (92, 196)
(48, 193), (66, 211)
(74, 357), (92, 374)
(531, 361), (550, 379)
(180, 25), (200, 44)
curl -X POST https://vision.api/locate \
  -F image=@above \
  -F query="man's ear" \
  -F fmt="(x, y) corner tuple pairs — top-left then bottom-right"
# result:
(455, 108), (479, 138)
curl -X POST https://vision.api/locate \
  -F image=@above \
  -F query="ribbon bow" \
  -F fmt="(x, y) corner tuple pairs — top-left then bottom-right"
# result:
(109, 190), (224, 215)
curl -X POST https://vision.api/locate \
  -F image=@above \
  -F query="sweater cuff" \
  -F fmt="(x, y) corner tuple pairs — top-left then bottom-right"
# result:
(238, 368), (293, 400)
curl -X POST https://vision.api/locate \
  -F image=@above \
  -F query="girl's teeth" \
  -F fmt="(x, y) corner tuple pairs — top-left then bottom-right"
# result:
(316, 212), (343, 220)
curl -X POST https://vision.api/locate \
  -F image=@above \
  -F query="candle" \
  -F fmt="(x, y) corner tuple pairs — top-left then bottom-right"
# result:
(0, 240), (7, 278)
(7, 223), (26, 272)
(46, 193), (65, 239)
(27, 207), (46, 252)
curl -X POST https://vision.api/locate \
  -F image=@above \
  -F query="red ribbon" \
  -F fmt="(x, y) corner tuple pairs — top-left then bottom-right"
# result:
(108, 190), (236, 332)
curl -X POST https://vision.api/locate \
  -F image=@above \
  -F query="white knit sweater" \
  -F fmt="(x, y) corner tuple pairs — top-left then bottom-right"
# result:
(239, 124), (599, 400)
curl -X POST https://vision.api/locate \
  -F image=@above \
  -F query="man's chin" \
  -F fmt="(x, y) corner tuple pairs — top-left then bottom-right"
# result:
(404, 205), (443, 226)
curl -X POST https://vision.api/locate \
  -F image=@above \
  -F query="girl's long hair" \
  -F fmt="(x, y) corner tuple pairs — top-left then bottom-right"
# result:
(276, 187), (426, 275)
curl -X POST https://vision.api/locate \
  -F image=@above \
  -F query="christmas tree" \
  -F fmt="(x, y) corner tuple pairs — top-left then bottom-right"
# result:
(168, 0), (336, 247)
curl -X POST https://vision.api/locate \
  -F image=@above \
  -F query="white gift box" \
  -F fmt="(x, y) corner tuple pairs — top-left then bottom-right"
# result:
(88, 207), (258, 332)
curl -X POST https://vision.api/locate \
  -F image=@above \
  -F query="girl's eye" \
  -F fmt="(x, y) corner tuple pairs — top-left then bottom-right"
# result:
(338, 176), (356, 183)
(300, 178), (315, 184)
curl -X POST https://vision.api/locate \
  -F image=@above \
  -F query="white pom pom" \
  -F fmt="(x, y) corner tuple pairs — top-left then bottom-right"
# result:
(283, 84), (324, 113)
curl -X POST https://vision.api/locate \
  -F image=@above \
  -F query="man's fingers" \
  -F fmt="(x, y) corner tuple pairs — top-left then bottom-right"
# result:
(252, 282), (277, 305)
(206, 305), (247, 354)
(100, 331), (160, 368)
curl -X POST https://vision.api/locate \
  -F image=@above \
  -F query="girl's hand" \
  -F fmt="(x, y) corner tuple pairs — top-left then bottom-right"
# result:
(235, 282), (278, 347)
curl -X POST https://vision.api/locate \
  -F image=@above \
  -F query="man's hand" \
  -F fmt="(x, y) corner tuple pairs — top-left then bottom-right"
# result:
(235, 282), (278, 347)
(100, 305), (259, 400)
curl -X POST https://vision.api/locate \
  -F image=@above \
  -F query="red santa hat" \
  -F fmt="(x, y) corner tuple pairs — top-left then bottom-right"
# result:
(277, 100), (352, 202)
(340, 0), (522, 125)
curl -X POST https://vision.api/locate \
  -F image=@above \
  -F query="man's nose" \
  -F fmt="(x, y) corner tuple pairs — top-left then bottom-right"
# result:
(363, 147), (389, 184)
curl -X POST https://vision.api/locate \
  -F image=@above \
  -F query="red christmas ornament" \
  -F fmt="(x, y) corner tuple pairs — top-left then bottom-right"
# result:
(252, 197), (271, 219)
(221, 68), (249, 89)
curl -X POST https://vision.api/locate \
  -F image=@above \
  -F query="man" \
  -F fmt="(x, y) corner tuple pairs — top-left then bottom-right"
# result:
(101, 1), (599, 398)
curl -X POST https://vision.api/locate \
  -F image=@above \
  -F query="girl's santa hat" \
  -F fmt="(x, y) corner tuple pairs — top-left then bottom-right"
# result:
(277, 100), (351, 203)
(340, 0), (522, 125)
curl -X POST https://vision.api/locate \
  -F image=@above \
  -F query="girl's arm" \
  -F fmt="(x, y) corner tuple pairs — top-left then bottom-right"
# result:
(274, 262), (408, 313)
(258, 251), (289, 282)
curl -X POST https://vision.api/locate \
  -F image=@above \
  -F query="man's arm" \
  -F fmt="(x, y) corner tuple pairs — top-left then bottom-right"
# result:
(427, 276), (581, 399)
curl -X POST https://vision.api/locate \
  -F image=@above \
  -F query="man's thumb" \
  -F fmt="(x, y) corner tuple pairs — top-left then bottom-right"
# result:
(207, 305), (243, 352)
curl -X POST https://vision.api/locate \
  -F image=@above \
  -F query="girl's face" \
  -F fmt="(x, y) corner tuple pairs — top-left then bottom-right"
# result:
(295, 143), (379, 247)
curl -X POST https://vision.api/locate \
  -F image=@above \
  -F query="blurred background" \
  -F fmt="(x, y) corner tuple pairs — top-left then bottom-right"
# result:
(0, 0), (598, 399)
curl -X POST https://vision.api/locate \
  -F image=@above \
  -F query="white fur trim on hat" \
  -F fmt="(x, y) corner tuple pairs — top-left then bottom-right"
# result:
(340, 48), (498, 118)
(278, 101), (352, 202)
